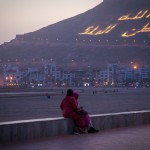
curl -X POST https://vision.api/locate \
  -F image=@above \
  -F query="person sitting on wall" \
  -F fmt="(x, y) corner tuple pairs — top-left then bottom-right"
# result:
(60, 89), (99, 134)
(73, 92), (99, 133)
(60, 89), (86, 133)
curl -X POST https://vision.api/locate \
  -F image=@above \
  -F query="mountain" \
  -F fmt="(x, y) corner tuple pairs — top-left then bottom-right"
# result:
(0, 0), (150, 68)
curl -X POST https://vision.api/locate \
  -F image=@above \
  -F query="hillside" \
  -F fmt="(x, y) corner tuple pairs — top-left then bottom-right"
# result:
(0, 0), (150, 67)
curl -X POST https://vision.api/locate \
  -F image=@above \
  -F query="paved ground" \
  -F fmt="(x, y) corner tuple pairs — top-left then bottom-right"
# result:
(0, 88), (150, 122)
(0, 125), (150, 150)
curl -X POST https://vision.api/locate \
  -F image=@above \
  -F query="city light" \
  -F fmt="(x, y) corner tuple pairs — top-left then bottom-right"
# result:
(133, 65), (138, 69)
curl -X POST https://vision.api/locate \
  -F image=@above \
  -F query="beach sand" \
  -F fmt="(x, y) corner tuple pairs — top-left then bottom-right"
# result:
(0, 88), (150, 122)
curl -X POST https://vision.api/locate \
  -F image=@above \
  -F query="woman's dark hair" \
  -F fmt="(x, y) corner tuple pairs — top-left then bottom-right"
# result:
(66, 89), (73, 96)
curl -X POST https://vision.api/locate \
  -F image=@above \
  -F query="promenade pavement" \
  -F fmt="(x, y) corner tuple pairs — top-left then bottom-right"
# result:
(1, 125), (150, 150)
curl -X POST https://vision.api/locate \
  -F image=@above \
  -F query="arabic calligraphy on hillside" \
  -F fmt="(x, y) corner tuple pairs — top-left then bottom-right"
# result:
(79, 24), (117, 35)
(79, 10), (150, 37)
(118, 10), (149, 20)
(122, 23), (150, 37)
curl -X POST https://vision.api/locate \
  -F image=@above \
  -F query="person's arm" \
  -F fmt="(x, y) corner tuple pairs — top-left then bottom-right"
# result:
(70, 97), (78, 111)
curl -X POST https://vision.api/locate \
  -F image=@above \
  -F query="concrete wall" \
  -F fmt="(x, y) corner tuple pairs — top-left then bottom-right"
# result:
(91, 110), (150, 130)
(0, 118), (74, 144)
(0, 110), (150, 144)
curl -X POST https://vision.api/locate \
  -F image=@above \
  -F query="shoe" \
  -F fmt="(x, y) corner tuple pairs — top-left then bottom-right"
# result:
(88, 127), (99, 133)
(78, 128), (86, 134)
(79, 130), (85, 134)
(91, 127), (99, 132)
(73, 131), (79, 135)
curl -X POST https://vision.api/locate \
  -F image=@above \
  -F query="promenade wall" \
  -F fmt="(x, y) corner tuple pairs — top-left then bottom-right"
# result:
(0, 110), (150, 144)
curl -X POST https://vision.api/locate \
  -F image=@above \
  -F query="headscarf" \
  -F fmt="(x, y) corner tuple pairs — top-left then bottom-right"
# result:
(73, 92), (79, 100)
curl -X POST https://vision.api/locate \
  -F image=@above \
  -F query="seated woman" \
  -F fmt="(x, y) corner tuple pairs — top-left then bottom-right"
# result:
(60, 89), (86, 133)
(60, 89), (98, 134)
(73, 92), (99, 133)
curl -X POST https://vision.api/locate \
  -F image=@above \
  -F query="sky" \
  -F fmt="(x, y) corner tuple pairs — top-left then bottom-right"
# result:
(0, 0), (103, 44)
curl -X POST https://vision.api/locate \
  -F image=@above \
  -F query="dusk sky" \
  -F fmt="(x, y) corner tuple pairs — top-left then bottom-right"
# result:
(0, 0), (103, 44)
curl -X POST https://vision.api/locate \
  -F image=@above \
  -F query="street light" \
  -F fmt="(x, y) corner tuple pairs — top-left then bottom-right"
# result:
(133, 65), (137, 69)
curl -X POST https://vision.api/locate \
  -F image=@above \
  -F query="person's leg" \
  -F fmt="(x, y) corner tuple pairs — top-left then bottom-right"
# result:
(84, 114), (99, 133)
(72, 113), (86, 134)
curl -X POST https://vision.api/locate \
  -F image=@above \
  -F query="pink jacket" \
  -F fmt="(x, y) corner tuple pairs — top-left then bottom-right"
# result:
(60, 96), (85, 127)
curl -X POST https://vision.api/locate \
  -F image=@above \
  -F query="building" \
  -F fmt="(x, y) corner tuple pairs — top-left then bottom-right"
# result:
(3, 65), (20, 86)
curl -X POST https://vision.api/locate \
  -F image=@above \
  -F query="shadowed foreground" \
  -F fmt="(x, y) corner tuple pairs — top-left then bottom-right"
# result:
(0, 125), (150, 150)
